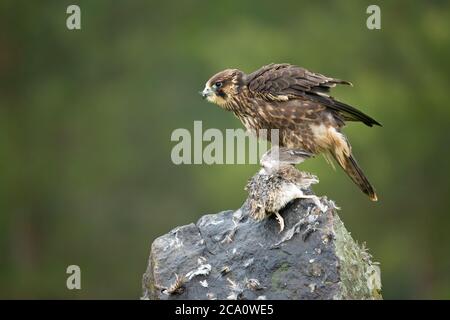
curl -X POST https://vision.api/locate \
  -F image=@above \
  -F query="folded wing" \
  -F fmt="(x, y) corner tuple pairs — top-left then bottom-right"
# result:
(245, 63), (381, 127)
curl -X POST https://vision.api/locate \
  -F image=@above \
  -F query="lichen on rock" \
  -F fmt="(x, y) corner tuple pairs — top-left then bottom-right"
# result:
(333, 217), (382, 299)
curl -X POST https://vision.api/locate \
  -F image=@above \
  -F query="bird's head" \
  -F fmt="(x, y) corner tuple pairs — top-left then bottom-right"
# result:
(200, 69), (244, 108)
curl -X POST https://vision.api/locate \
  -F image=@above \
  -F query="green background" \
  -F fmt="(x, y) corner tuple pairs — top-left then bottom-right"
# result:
(1, 0), (449, 299)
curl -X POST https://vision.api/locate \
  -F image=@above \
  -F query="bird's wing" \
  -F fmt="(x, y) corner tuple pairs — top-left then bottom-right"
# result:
(245, 63), (381, 127)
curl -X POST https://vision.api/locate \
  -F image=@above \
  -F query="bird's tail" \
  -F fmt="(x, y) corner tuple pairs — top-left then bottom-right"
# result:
(332, 151), (378, 201)
(319, 127), (377, 201)
(326, 129), (377, 201)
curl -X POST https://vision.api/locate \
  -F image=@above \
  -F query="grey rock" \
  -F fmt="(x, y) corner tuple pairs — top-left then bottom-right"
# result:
(142, 188), (382, 300)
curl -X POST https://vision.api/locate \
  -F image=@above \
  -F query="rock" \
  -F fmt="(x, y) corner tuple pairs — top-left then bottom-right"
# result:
(141, 179), (382, 300)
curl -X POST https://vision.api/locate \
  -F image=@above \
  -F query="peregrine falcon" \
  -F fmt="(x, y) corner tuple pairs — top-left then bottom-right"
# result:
(201, 63), (381, 201)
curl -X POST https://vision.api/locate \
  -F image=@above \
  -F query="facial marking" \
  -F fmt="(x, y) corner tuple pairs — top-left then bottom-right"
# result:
(201, 69), (242, 108)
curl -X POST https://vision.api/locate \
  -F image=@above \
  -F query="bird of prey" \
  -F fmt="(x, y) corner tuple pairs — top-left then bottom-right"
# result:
(201, 63), (380, 201)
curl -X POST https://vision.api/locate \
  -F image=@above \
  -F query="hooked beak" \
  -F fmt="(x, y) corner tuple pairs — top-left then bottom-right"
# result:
(200, 86), (213, 99)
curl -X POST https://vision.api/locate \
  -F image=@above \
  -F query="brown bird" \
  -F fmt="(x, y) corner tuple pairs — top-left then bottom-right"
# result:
(201, 63), (380, 201)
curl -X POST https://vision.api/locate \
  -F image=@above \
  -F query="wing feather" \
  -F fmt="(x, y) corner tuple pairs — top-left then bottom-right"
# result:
(245, 63), (381, 127)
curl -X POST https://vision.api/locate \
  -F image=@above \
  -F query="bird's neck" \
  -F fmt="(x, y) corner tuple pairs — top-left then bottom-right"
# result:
(224, 88), (254, 117)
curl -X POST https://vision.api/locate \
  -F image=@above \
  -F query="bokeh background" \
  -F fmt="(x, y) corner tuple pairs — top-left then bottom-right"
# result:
(1, 0), (449, 299)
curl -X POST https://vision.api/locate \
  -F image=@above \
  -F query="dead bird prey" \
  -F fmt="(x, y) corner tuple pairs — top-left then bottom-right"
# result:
(201, 63), (380, 201)
(245, 148), (327, 232)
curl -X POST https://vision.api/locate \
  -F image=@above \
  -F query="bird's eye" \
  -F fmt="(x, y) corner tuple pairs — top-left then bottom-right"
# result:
(215, 81), (223, 88)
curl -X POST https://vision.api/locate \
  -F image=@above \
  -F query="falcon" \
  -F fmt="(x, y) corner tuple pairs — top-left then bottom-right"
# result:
(200, 63), (381, 201)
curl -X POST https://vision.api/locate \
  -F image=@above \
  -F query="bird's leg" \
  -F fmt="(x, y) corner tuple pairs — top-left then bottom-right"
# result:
(260, 147), (313, 173)
(300, 195), (328, 212)
(274, 211), (285, 233)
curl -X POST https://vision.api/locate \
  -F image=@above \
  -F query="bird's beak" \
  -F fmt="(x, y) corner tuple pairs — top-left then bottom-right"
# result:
(200, 86), (213, 99)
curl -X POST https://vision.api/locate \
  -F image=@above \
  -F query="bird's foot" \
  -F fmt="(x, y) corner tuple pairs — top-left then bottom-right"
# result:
(274, 211), (285, 233)
(314, 198), (328, 213)
(301, 195), (328, 213)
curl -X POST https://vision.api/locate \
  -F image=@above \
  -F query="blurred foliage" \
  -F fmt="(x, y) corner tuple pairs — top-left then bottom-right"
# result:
(0, 0), (449, 299)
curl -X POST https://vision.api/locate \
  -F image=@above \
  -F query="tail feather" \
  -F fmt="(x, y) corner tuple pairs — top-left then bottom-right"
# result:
(332, 152), (378, 201)
(320, 126), (377, 201)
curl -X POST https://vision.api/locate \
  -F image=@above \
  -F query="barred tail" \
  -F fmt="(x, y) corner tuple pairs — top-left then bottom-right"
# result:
(338, 153), (378, 201)
(323, 127), (377, 201)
